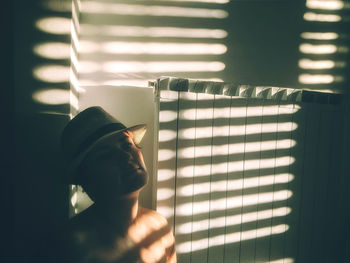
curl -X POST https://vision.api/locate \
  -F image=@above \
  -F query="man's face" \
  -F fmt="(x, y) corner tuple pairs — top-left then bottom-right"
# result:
(80, 131), (148, 201)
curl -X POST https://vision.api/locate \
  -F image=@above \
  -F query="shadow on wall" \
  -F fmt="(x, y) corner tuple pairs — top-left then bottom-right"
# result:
(78, 0), (229, 87)
(13, 0), (72, 262)
(77, 0), (303, 88)
(298, 0), (350, 93)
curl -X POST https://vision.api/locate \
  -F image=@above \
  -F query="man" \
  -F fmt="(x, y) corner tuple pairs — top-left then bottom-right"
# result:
(44, 106), (176, 263)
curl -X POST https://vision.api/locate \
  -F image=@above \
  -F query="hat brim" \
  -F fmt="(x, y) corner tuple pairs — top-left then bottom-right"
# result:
(66, 123), (147, 184)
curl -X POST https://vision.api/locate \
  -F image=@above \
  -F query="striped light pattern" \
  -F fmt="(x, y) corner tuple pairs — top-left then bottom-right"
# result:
(78, 0), (228, 87)
(155, 77), (344, 263)
(298, 0), (349, 92)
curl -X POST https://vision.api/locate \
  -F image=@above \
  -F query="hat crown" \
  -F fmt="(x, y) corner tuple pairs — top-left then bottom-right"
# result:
(61, 106), (126, 161)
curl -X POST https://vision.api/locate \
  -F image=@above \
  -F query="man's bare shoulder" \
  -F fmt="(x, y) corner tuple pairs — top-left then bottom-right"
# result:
(138, 207), (167, 220)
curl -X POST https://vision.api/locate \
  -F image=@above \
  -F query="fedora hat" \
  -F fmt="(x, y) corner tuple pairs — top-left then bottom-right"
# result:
(61, 106), (147, 184)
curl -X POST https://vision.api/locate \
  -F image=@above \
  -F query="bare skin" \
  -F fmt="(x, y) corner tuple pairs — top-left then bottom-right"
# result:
(43, 132), (176, 263)
(63, 202), (176, 263)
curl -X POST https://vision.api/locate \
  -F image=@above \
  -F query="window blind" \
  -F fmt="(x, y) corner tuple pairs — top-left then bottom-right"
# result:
(154, 77), (345, 263)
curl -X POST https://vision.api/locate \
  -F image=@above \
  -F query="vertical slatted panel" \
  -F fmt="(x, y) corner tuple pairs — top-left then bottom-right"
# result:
(312, 104), (332, 263)
(189, 92), (215, 263)
(157, 89), (179, 229)
(207, 94), (232, 263)
(283, 103), (306, 262)
(297, 103), (320, 263)
(155, 77), (345, 263)
(324, 107), (344, 263)
(269, 102), (295, 262)
(174, 91), (197, 263)
(250, 98), (266, 263)
(253, 99), (279, 263)
(239, 98), (262, 263)
(223, 98), (248, 263)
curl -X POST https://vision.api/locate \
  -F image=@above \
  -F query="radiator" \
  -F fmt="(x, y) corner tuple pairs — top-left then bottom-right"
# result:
(153, 77), (345, 263)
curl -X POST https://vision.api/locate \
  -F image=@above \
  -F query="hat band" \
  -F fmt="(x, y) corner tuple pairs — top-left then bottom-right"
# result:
(73, 122), (126, 160)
